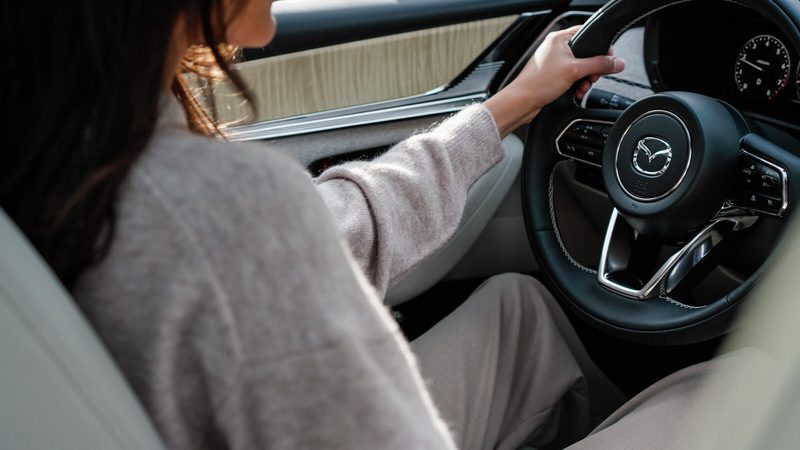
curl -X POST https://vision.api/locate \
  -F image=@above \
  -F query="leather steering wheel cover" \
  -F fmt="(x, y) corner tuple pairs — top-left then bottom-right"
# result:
(522, 0), (800, 345)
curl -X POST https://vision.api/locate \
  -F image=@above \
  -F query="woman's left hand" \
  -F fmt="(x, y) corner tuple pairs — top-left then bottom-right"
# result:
(484, 25), (625, 138)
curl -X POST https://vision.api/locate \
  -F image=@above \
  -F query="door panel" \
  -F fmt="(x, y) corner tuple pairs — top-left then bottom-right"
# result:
(256, 0), (563, 57)
(212, 15), (518, 124)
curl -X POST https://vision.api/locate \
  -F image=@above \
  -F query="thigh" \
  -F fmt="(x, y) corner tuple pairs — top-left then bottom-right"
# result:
(565, 347), (774, 450)
(411, 274), (595, 450)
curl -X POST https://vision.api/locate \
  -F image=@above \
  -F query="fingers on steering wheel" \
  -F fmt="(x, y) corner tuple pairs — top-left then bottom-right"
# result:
(575, 45), (614, 99)
(576, 79), (592, 100)
(561, 25), (584, 37)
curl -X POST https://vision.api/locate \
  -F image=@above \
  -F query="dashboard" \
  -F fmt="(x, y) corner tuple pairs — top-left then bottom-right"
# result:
(645, 1), (800, 124)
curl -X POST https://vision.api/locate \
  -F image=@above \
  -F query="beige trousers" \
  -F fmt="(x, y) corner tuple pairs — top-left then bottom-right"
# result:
(411, 274), (765, 450)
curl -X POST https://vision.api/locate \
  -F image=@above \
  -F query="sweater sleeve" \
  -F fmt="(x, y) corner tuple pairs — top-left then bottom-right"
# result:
(314, 104), (503, 297)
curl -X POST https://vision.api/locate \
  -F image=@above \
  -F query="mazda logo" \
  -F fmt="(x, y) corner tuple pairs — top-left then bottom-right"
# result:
(633, 137), (672, 177)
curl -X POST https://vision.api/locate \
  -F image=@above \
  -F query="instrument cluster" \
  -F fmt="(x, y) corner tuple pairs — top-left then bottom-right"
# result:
(645, 1), (800, 123)
(734, 34), (793, 102)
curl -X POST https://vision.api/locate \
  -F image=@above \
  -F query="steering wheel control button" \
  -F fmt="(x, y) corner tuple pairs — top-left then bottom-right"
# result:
(586, 89), (636, 110)
(556, 119), (614, 168)
(578, 122), (604, 133)
(759, 195), (782, 212)
(566, 126), (599, 145)
(743, 191), (760, 208)
(561, 142), (582, 158)
(740, 157), (761, 179)
(599, 126), (612, 147)
(731, 151), (788, 217)
(758, 175), (781, 196)
(758, 166), (782, 196)
(615, 113), (691, 202)
(582, 147), (603, 165)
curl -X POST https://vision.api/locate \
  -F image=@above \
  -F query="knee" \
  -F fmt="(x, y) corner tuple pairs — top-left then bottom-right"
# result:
(481, 273), (544, 293)
(475, 273), (554, 318)
(480, 273), (550, 303)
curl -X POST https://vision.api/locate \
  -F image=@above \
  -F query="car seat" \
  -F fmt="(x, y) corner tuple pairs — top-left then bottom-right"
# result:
(0, 207), (165, 449)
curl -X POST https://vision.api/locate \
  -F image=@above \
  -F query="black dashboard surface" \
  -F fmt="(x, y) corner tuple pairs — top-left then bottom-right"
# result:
(645, 1), (800, 124)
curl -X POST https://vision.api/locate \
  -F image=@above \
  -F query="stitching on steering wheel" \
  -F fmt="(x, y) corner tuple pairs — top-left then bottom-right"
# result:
(550, 163), (709, 309)
(659, 283), (707, 310)
(549, 162), (598, 275)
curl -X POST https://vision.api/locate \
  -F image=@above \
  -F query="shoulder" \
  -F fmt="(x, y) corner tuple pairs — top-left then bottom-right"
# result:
(122, 128), (394, 343)
(83, 126), (390, 353)
(132, 128), (333, 242)
(142, 128), (315, 203)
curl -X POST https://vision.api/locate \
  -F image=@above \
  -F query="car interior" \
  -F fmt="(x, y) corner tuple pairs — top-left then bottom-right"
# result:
(5, 0), (800, 448)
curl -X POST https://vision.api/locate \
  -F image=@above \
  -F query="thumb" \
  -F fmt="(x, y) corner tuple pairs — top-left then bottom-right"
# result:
(574, 55), (625, 80)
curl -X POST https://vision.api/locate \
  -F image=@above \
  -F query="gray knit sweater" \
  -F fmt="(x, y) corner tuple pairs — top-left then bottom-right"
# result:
(74, 97), (504, 450)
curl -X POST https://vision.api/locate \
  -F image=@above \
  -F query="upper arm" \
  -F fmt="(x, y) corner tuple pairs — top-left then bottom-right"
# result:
(313, 105), (503, 297)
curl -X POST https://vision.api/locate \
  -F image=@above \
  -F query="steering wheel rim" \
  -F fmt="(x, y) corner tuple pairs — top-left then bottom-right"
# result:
(522, 0), (800, 345)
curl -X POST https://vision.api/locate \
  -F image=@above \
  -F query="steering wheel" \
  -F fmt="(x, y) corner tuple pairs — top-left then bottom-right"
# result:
(522, 0), (800, 345)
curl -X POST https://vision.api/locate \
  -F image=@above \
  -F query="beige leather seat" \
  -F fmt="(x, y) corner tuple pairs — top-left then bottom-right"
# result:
(0, 208), (165, 449)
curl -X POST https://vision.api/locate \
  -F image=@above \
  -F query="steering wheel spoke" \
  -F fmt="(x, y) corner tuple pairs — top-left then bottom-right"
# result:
(598, 210), (758, 300)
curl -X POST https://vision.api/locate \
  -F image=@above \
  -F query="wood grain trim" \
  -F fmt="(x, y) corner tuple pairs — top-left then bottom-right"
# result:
(209, 15), (518, 125)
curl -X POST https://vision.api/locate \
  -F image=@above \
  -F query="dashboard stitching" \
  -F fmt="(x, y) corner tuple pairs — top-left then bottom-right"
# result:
(610, 0), (753, 46)
(549, 162), (598, 275)
(602, 75), (654, 92)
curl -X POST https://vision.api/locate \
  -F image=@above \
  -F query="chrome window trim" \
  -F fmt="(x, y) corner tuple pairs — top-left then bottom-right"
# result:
(226, 93), (488, 142)
(225, 10), (567, 142)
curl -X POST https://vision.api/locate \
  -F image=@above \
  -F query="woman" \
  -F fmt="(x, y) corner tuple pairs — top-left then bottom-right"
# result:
(2, 0), (652, 449)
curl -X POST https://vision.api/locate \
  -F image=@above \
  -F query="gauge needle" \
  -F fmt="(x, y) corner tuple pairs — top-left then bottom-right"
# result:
(740, 58), (764, 72)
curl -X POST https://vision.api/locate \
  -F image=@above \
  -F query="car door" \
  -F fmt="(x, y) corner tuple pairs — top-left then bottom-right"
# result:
(205, 0), (600, 307)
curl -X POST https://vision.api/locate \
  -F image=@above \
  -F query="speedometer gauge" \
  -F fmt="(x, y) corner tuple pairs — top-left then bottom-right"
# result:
(797, 61), (800, 101)
(735, 35), (791, 101)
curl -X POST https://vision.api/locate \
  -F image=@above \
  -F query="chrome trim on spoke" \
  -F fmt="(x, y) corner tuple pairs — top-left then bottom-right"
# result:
(598, 209), (758, 300)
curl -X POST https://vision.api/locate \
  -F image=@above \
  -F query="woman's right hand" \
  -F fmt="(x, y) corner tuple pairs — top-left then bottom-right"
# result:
(484, 25), (626, 138)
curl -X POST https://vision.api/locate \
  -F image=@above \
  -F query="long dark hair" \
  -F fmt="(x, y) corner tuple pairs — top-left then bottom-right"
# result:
(1, 0), (252, 289)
